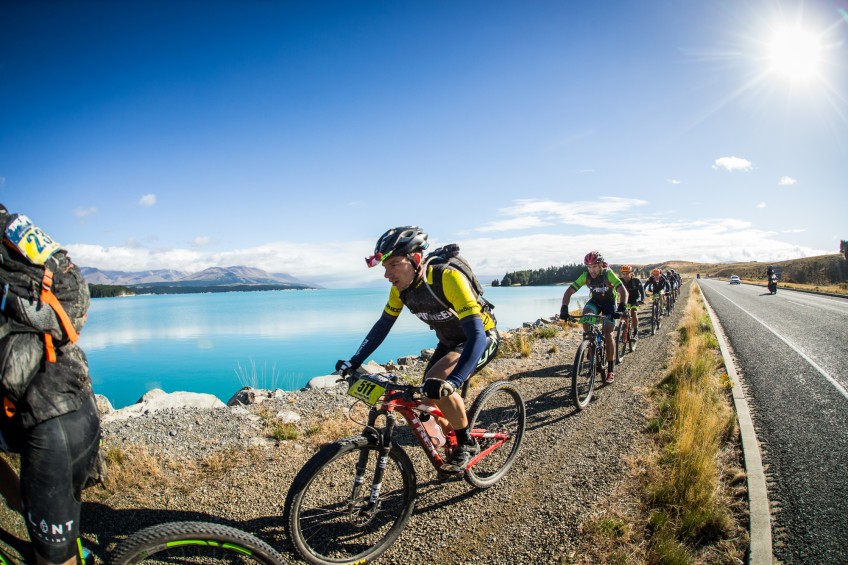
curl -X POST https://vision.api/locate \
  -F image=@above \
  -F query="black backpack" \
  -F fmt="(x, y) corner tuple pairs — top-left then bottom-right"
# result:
(422, 244), (495, 321)
(0, 205), (90, 364)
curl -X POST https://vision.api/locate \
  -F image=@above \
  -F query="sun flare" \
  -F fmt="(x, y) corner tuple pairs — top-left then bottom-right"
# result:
(767, 27), (822, 82)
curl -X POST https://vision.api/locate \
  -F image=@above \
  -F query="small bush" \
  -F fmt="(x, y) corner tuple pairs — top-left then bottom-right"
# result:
(269, 422), (300, 441)
(534, 325), (560, 339)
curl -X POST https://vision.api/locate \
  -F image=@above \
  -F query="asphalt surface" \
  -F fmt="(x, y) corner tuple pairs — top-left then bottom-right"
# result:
(698, 279), (848, 564)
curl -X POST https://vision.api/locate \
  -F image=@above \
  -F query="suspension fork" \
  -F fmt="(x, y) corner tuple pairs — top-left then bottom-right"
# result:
(351, 408), (397, 513)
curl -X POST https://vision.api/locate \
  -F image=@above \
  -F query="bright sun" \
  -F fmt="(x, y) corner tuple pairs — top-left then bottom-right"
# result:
(767, 27), (822, 82)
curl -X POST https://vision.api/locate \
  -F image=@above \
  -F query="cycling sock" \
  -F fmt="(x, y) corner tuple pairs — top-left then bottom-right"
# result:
(455, 426), (472, 445)
(608, 361), (614, 372)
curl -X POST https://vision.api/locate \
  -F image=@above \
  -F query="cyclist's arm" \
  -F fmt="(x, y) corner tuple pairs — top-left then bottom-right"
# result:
(561, 272), (587, 310)
(607, 271), (627, 307)
(349, 290), (402, 367)
(441, 269), (488, 388)
(446, 315), (486, 389)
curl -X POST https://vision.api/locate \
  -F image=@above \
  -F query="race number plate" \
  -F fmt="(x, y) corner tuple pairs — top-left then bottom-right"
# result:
(5, 214), (61, 265)
(347, 376), (388, 405)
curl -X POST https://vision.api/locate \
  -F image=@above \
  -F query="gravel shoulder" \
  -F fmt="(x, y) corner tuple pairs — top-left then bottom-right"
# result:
(2, 283), (702, 563)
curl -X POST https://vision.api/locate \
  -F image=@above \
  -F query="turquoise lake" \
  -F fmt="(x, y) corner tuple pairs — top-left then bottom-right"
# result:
(81, 286), (588, 408)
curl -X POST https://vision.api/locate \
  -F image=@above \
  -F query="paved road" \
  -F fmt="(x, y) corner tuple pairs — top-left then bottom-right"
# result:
(698, 280), (848, 564)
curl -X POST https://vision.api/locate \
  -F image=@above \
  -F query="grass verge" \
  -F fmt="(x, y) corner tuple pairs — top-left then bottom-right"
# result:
(575, 285), (747, 564)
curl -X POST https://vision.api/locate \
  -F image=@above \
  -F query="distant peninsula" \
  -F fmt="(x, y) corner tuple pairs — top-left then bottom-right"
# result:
(83, 265), (321, 298)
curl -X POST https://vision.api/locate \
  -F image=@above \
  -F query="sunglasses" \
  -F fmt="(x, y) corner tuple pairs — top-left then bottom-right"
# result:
(365, 251), (391, 268)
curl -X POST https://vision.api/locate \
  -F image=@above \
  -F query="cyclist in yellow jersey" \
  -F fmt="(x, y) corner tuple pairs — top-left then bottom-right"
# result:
(337, 227), (498, 472)
(559, 251), (627, 383)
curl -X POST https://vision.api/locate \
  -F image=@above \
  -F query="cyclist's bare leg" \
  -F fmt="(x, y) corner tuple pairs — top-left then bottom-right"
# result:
(603, 322), (615, 363)
(423, 352), (469, 431)
(630, 310), (638, 335)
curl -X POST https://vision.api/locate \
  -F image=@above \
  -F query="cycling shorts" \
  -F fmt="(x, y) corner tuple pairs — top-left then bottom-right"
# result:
(583, 299), (617, 327)
(0, 393), (101, 563)
(424, 328), (500, 382)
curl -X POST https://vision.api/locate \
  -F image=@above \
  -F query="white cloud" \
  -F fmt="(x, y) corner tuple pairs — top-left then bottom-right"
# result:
(756, 202), (766, 208)
(778, 176), (797, 186)
(713, 156), (753, 172)
(193, 236), (210, 247)
(138, 194), (157, 207)
(0, 177), (5, 186)
(74, 207), (97, 219)
(667, 179), (682, 185)
(63, 196), (829, 288)
(476, 197), (648, 232)
(782, 228), (805, 233)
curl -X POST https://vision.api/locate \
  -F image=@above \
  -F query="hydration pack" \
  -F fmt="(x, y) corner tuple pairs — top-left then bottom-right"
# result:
(422, 244), (495, 320)
(0, 205), (90, 364)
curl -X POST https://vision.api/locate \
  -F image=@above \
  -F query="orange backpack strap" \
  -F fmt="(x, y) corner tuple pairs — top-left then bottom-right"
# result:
(3, 396), (15, 418)
(40, 268), (79, 343)
(39, 268), (79, 363)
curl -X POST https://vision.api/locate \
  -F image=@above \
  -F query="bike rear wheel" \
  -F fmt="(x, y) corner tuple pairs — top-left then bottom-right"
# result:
(110, 521), (284, 564)
(465, 381), (526, 489)
(284, 436), (417, 565)
(571, 340), (596, 410)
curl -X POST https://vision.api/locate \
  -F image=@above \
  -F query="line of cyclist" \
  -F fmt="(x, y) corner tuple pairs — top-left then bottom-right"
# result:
(560, 251), (683, 384)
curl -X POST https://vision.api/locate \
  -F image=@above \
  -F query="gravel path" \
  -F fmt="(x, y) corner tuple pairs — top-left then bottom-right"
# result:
(2, 284), (693, 564)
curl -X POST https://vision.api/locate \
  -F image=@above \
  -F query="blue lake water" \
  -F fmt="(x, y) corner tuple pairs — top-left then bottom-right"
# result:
(81, 286), (588, 408)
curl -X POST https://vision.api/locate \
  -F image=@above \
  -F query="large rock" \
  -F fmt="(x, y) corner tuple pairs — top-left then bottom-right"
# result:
(305, 374), (344, 389)
(226, 386), (287, 406)
(103, 389), (225, 422)
(94, 394), (114, 415)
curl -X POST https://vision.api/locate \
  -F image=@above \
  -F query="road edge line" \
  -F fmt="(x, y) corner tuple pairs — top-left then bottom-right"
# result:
(697, 282), (772, 565)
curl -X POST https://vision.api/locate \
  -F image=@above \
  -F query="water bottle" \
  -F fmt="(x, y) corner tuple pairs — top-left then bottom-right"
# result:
(419, 412), (446, 447)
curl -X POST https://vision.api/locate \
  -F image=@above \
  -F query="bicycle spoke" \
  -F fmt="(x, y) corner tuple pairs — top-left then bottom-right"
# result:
(465, 382), (526, 489)
(285, 438), (416, 564)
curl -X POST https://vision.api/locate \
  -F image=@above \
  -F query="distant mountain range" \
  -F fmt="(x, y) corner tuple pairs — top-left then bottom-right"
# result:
(81, 265), (321, 292)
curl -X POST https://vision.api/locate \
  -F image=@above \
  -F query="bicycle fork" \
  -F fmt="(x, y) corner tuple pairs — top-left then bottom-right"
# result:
(348, 410), (396, 526)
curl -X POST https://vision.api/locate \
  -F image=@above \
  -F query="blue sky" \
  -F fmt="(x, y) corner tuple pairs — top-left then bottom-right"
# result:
(2, 0), (846, 287)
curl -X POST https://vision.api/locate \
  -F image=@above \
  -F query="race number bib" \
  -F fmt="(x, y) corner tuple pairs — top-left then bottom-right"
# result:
(5, 214), (62, 265)
(347, 375), (389, 405)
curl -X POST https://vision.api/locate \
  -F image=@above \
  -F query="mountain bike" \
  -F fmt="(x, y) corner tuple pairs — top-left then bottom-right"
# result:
(0, 472), (284, 564)
(615, 303), (640, 356)
(649, 292), (664, 335)
(571, 312), (621, 410)
(665, 288), (675, 316)
(283, 372), (525, 565)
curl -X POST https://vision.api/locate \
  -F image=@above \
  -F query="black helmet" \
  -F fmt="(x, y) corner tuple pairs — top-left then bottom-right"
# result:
(366, 226), (429, 267)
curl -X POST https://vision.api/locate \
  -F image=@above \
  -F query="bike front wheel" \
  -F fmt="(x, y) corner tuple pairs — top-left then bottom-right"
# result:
(571, 340), (596, 410)
(284, 436), (417, 565)
(111, 521), (285, 564)
(465, 381), (526, 489)
(614, 323), (625, 364)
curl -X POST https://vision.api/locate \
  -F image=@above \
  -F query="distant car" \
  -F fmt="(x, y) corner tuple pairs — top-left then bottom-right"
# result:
(729, 275), (741, 285)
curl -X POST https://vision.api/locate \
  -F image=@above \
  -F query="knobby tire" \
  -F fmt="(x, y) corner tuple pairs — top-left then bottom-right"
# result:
(283, 436), (417, 565)
(614, 323), (625, 364)
(110, 521), (284, 565)
(464, 381), (526, 489)
(571, 340), (596, 410)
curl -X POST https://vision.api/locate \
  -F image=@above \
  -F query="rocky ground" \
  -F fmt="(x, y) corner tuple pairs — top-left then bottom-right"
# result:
(1, 282), (744, 563)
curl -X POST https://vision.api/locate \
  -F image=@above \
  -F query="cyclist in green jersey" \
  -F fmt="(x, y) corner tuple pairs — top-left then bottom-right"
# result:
(559, 251), (627, 383)
(337, 227), (498, 472)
